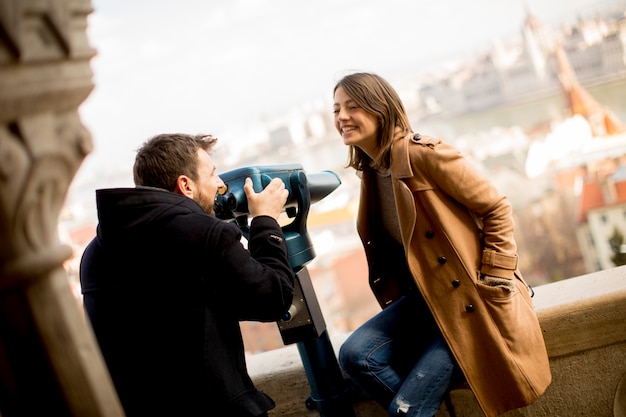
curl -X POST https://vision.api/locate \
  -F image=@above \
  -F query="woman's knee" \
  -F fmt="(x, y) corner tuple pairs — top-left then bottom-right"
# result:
(338, 334), (365, 373)
(338, 340), (355, 370)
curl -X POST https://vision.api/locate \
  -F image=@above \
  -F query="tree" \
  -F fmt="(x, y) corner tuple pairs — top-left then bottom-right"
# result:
(608, 226), (626, 267)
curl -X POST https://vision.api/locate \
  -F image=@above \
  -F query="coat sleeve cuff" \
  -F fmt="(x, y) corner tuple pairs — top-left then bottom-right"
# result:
(480, 250), (517, 278)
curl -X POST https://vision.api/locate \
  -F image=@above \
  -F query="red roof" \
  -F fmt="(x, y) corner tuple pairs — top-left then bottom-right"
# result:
(578, 179), (626, 223)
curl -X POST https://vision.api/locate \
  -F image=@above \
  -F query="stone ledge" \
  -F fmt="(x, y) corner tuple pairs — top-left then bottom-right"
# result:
(248, 266), (626, 417)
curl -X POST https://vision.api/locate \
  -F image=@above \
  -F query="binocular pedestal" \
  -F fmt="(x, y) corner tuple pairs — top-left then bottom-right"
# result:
(279, 267), (357, 417)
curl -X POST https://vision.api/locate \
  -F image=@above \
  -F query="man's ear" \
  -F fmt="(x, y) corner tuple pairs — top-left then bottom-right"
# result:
(175, 175), (194, 198)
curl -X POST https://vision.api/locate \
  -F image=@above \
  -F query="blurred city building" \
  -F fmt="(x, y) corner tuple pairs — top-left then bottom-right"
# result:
(413, 8), (626, 124)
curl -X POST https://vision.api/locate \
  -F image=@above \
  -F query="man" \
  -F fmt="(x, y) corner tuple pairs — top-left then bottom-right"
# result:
(80, 133), (295, 417)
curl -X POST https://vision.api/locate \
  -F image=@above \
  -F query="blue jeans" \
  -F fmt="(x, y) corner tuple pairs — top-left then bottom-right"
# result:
(339, 291), (459, 417)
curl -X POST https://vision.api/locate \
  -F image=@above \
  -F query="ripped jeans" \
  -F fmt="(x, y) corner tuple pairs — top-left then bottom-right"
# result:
(339, 291), (460, 417)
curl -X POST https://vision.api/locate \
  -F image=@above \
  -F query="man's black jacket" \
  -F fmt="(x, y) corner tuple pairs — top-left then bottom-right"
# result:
(80, 187), (295, 416)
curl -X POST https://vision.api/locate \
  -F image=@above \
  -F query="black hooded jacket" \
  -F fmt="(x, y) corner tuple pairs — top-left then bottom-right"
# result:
(80, 187), (295, 416)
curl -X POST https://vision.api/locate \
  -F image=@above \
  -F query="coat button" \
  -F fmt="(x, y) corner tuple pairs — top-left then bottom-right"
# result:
(452, 279), (461, 287)
(465, 304), (475, 312)
(438, 256), (447, 264)
(425, 230), (435, 239)
(413, 133), (421, 141)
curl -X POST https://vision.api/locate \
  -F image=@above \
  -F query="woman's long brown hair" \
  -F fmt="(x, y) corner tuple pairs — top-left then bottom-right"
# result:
(334, 72), (411, 171)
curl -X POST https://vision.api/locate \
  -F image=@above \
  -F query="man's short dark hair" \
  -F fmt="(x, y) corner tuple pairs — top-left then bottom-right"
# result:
(133, 133), (218, 191)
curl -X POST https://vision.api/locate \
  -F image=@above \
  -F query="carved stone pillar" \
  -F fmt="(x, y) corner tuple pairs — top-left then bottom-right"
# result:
(0, 1), (124, 415)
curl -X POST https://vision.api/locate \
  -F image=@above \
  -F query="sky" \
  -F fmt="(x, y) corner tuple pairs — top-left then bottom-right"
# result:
(75, 0), (625, 186)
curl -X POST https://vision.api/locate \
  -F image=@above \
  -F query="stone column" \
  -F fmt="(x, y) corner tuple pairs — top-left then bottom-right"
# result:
(0, 1), (124, 415)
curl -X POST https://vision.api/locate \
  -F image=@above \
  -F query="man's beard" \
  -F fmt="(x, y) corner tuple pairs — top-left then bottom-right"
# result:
(194, 190), (214, 215)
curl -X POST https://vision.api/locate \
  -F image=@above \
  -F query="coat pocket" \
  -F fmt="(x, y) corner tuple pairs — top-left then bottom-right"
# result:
(475, 278), (552, 404)
(476, 280), (544, 357)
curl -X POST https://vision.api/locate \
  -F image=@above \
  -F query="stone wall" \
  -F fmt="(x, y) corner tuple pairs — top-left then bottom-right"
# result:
(0, 1), (124, 415)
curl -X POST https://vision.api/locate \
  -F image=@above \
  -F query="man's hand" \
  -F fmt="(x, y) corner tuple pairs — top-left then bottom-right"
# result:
(244, 177), (289, 220)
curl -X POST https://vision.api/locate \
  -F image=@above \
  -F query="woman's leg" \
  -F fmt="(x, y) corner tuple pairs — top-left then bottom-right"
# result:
(338, 292), (436, 409)
(388, 332), (458, 417)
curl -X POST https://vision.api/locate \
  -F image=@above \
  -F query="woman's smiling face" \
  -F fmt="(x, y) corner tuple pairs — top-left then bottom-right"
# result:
(333, 86), (379, 156)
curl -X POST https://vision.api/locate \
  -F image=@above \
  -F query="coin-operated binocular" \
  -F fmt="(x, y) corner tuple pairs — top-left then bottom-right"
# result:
(215, 164), (340, 272)
(215, 164), (356, 417)
(215, 163), (339, 343)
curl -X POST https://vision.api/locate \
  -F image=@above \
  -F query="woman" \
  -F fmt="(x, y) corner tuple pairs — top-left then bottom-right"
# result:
(333, 72), (551, 417)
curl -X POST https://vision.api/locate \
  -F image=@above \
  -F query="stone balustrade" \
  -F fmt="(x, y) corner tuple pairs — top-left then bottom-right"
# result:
(248, 266), (626, 417)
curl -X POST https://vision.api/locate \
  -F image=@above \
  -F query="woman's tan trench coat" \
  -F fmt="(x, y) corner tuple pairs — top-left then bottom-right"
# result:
(356, 133), (551, 417)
